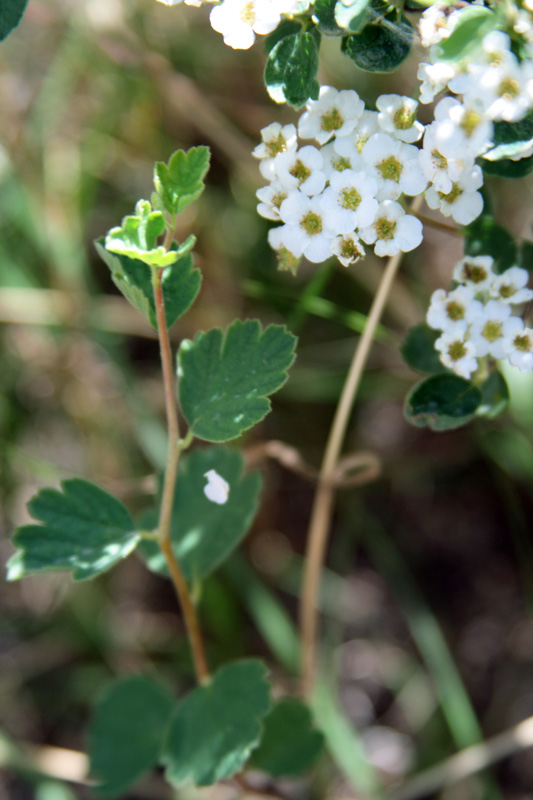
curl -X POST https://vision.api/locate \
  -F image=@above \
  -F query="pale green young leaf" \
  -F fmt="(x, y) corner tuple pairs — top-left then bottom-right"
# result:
(105, 200), (180, 268)
(154, 147), (211, 216)
(89, 675), (175, 798)
(0, 0), (29, 41)
(139, 447), (262, 583)
(437, 6), (496, 62)
(178, 320), (296, 442)
(7, 479), (139, 581)
(95, 239), (201, 331)
(163, 660), (270, 786)
(250, 698), (323, 776)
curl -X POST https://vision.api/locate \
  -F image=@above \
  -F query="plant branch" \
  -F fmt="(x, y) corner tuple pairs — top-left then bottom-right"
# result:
(152, 265), (210, 684)
(299, 247), (407, 697)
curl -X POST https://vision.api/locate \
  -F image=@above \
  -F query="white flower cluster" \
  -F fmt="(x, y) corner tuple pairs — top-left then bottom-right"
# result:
(427, 255), (533, 378)
(253, 87), (436, 270)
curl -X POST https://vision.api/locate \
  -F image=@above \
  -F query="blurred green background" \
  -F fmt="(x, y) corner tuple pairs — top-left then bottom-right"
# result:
(2, 1), (533, 798)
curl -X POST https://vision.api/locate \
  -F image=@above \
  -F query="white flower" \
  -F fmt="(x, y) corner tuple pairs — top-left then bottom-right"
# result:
(376, 94), (424, 143)
(469, 300), (524, 359)
(432, 97), (493, 159)
(277, 191), (336, 263)
(490, 266), (533, 304)
(274, 145), (326, 196)
(334, 110), (380, 155)
(435, 326), (478, 379)
(209, 0), (282, 49)
(417, 61), (456, 105)
(360, 200), (423, 257)
(298, 86), (364, 145)
(424, 165), (484, 225)
(321, 141), (363, 178)
(508, 326), (533, 371)
(420, 123), (476, 194)
(418, 4), (460, 48)
(256, 180), (288, 220)
(362, 133), (427, 200)
(320, 169), (378, 234)
(253, 123), (297, 180)
(476, 57), (533, 122)
(204, 470), (230, 504)
(330, 233), (365, 267)
(426, 286), (483, 333)
(453, 255), (496, 291)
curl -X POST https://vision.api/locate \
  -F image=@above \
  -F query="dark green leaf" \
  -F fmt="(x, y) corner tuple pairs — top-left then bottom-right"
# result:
(264, 19), (303, 52)
(139, 447), (262, 583)
(314, 0), (345, 36)
(481, 154), (533, 179)
(401, 323), (448, 375)
(437, 6), (496, 62)
(154, 147), (210, 216)
(95, 239), (201, 331)
(251, 698), (323, 776)
(178, 320), (297, 442)
(7, 480), (139, 581)
(404, 374), (482, 431)
(89, 675), (175, 798)
(334, 0), (372, 34)
(341, 14), (414, 73)
(0, 0), (29, 41)
(519, 240), (533, 272)
(481, 111), (533, 176)
(163, 660), (271, 786)
(477, 370), (509, 419)
(264, 31), (320, 108)
(464, 216), (517, 274)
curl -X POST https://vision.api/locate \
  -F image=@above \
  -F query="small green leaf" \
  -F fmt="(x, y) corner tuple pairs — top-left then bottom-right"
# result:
(519, 240), (533, 272)
(264, 30), (320, 108)
(154, 147), (210, 216)
(464, 216), (517, 275)
(334, 0), (372, 33)
(7, 480), (139, 581)
(404, 374), (482, 431)
(105, 200), (180, 268)
(437, 6), (496, 62)
(250, 698), (323, 776)
(314, 0), (345, 36)
(0, 0), (29, 41)
(481, 111), (533, 176)
(341, 14), (414, 73)
(95, 239), (201, 331)
(163, 660), (271, 786)
(477, 370), (509, 419)
(139, 447), (262, 583)
(264, 19), (303, 52)
(401, 323), (448, 375)
(89, 675), (175, 798)
(481, 155), (533, 179)
(178, 320), (297, 442)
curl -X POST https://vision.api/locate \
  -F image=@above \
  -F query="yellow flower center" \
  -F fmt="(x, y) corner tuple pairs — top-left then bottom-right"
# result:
(300, 211), (322, 236)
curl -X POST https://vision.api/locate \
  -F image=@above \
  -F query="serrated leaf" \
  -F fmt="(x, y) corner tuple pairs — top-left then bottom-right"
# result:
(264, 30), (320, 108)
(341, 14), (414, 73)
(178, 320), (296, 442)
(404, 374), (481, 431)
(105, 200), (181, 268)
(0, 0), (29, 41)
(437, 6), (496, 62)
(139, 447), (262, 583)
(464, 216), (517, 275)
(401, 323), (448, 375)
(477, 370), (509, 419)
(89, 675), (175, 798)
(95, 239), (201, 331)
(334, 0), (372, 33)
(7, 480), (139, 581)
(163, 660), (271, 786)
(154, 147), (210, 216)
(250, 698), (323, 776)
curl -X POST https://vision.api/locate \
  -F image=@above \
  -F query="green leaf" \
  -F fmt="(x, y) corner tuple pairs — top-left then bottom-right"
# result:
(480, 154), (533, 179)
(264, 19), (303, 52)
(0, 0), (29, 41)
(154, 147), (210, 216)
(105, 200), (183, 268)
(95, 239), (201, 331)
(264, 30), (320, 108)
(178, 320), (297, 442)
(401, 323), (448, 375)
(404, 374), (482, 431)
(139, 447), (262, 583)
(314, 0), (345, 36)
(437, 6), (496, 62)
(341, 14), (414, 73)
(519, 240), (533, 272)
(89, 675), (175, 798)
(7, 480), (139, 581)
(163, 660), (271, 786)
(250, 698), (323, 776)
(477, 370), (509, 419)
(464, 216), (517, 275)
(334, 0), (373, 34)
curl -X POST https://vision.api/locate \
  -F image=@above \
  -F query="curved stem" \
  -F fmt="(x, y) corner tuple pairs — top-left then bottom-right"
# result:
(152, 266), (210, 684)
(299, 248), (405, 697)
